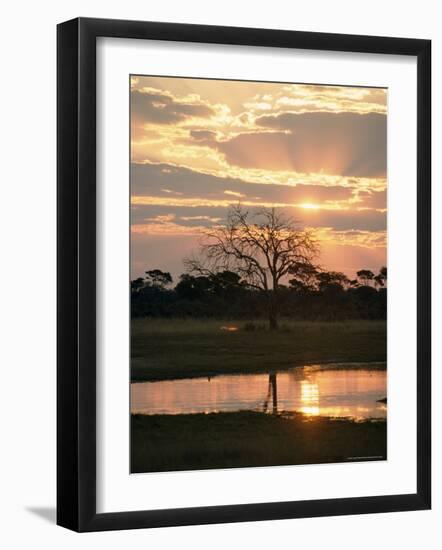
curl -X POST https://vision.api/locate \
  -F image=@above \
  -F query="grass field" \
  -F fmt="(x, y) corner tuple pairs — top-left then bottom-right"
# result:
(131, 318), (387, 381)
(131, 411), (387, 473)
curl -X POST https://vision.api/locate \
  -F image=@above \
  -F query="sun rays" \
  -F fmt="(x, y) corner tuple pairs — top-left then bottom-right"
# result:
(130, 76), (387, 279)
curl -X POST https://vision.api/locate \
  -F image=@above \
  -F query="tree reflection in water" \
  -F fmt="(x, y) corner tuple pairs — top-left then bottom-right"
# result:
(263, 372), (278, 414)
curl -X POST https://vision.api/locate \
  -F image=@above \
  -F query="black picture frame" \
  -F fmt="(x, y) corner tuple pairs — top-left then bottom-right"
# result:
(57, 17), (431, 532)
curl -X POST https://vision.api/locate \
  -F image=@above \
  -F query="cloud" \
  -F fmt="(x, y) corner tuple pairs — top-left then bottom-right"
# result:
(131, 88), (214, 125)
(209, 111), (386, 178)
(131, 204), (228, 227)
(189, 130), (218, 141)
(356, 189), (387, 210)
(131, 202), (385, 233)
(131, 162), (355, 206)
(273, 85), (387, 115)
(315, 227), (386, 248)
(129, 78), (387, 278)
(242, 84), (387, 116)
(224, 190), (245, 198)
(297, 208), (386, 232)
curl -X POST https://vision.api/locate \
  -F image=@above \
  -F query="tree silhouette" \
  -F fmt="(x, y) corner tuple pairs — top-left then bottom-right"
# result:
(316, 270), (350, 291)
(288, 262), (319, 293)
(373, 266), (387, 287)
(131, 264), (387, 321)
(145, 269), (173, 289)
(131, 277), (145, 293)
(185, 205), (318, 329)
(356, 269), (375, 286)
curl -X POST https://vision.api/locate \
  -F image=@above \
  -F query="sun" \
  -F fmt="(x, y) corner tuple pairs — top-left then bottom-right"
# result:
(299, 202), (320, 210)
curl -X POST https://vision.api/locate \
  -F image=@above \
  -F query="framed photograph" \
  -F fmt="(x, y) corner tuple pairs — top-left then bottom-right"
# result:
(57, 17), (431, 531)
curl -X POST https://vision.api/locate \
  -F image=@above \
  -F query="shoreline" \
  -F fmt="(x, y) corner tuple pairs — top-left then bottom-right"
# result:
(131, 359), (386, 383)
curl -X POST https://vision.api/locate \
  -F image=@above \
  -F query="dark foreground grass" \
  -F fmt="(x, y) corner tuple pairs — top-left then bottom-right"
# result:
(131, 411), (386, 473)
(131, 319), (386, 381)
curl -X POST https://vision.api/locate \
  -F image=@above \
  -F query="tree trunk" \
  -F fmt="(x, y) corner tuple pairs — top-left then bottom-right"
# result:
(269, 311), (279, 330)
(268, 288), (279, 330)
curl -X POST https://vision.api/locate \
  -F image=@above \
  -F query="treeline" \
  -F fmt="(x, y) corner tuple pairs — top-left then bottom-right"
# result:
(131, 267), (387, 321)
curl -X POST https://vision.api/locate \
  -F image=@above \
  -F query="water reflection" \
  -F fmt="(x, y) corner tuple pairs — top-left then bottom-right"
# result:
(300, 379), (320, 416)
(263, 372), (278, 414)
(131, 364), (387, 420)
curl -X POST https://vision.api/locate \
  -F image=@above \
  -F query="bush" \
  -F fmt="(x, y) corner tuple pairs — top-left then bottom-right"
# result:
(243, 321), (267, 332)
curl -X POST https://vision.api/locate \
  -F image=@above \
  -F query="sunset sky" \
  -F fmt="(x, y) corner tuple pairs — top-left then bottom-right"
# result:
(130, 76), (387, 281)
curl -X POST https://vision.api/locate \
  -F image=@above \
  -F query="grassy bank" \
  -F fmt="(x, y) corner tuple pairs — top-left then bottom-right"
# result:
(131, 411), (387, 473)
(131, 318), (386, 381)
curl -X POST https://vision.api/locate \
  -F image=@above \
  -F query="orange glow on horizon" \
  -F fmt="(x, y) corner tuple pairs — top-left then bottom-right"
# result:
(299, 202), (321, 210)
(130, 76), (387, 277)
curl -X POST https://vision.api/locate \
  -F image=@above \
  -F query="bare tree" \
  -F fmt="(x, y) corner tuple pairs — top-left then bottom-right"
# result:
(185, 204), (319, 329)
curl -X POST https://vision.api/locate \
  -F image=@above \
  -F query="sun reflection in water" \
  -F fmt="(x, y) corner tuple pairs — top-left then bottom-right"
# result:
(300, 379), (320, 416)
(131, 367), (387, 420)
